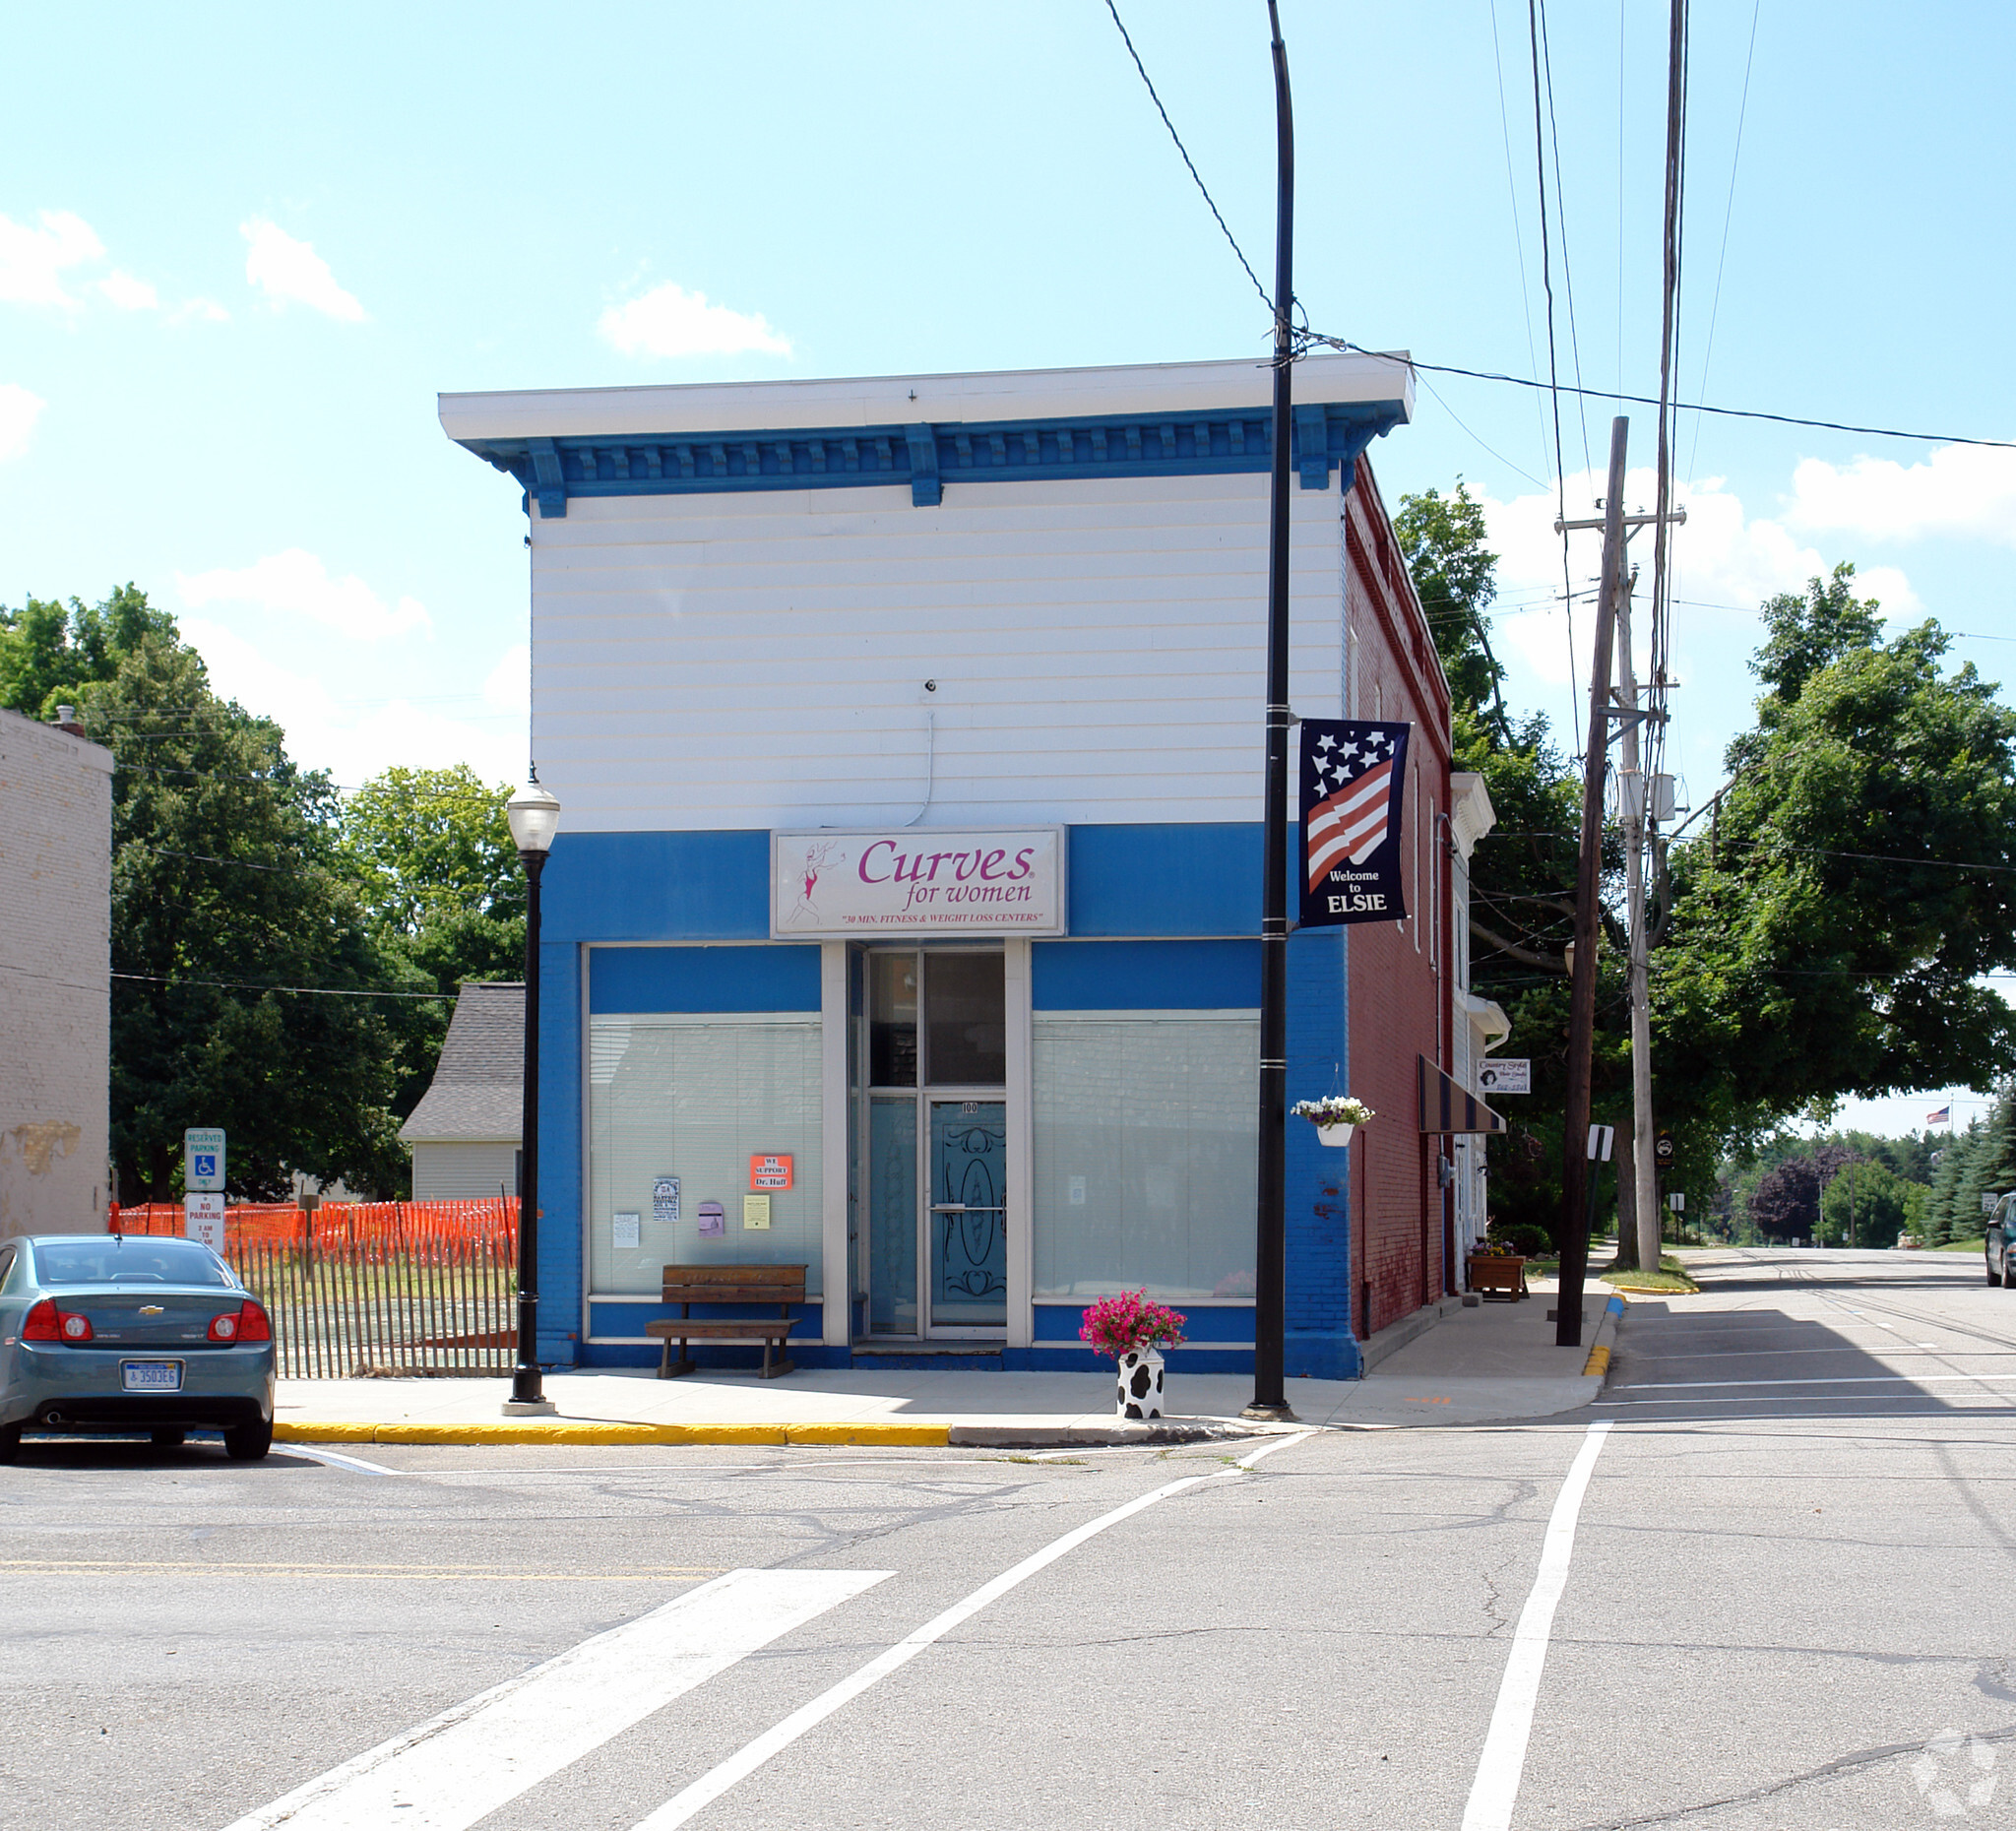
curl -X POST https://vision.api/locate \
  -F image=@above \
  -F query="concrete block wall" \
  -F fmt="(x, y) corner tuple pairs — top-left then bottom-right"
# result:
(0, 709), (113, 1234)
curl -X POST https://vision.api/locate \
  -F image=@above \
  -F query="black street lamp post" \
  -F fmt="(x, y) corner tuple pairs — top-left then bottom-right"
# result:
(504, 780), (561, 1417)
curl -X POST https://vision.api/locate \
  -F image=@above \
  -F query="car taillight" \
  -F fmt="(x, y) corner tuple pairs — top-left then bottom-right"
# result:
(234, 1299), (271, 1344)
(209, 1311), (239, 1342)
(24, 1300), (94, 1343)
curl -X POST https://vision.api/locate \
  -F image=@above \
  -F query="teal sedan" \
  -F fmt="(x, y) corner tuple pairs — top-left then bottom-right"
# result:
(0, 1233), (276, 1461)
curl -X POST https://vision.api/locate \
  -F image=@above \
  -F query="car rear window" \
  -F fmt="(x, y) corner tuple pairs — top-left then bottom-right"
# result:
(33, 1238), (233, 1288)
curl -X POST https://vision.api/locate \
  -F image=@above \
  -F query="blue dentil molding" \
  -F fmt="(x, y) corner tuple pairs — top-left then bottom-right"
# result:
(463, 400), (1407, 516)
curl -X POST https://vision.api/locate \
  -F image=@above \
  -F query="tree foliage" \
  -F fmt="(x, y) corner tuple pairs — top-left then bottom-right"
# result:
(339, 765), (525, 1123)
(1657, 567), (2016, 1114)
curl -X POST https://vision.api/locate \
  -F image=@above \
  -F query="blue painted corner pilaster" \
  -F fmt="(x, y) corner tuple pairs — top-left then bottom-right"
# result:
(534, 934), (581, 1365)
(1284, 918), (1360, 1379)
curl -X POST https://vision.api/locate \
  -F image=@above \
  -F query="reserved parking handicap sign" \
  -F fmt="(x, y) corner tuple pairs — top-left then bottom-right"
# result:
(184, 1127), (226, 1193)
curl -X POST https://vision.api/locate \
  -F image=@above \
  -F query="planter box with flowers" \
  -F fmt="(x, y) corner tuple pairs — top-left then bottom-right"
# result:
(1079, 1290), (1187, 1420)
(1291, 1095), (1374, 1147)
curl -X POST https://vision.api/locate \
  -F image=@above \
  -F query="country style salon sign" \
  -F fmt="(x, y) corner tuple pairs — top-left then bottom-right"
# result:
(773, 828), (1066, 938)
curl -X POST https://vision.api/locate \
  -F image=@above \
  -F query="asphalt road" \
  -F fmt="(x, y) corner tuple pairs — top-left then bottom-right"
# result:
(3, 1247), (2011, 1831)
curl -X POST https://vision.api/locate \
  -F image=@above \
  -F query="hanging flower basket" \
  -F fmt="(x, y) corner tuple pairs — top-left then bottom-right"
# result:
(1292, 1096), (1373, 1146)
(1079, 1290), (1187, 1421)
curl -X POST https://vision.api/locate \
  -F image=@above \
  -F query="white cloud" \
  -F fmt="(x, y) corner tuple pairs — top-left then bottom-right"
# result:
(0, 383), (46, 461)
(0, 210), (105, 309)
(1478, 462), (1938, 717)
(240, 219), (366, 322)
(598, 282), (790, 359)
(176, 548), (429, 641)
(181, 619), (525, 787)
(1787, 444), (2016, 547)
(482, 643), (530, 714)
(170, 296), (231, 324)
(93, 270), (158, 311)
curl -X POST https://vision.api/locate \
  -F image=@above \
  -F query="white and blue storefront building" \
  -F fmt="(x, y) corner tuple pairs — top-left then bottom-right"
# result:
(443, 356), (1420, 1380)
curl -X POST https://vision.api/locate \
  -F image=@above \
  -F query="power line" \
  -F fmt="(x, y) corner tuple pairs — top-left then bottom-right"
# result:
(1485, 0), (1554, 475)
(1536, 0), (1595, 478)
(1686, 0), (1763, 479)
(1303, 335), (2016, 450)
(1525, 0), (1581, 755)
(112, 970), (454, 1002)
(1102, 0), (1272, 314)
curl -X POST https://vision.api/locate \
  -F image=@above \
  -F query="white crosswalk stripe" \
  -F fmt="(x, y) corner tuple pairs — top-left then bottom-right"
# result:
(221, 1566), (889, 1831)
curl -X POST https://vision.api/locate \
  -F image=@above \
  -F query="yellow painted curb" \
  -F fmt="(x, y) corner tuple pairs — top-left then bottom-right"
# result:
(274, 1421), (950, 1449)
(1582, 1344), (1611, 1377)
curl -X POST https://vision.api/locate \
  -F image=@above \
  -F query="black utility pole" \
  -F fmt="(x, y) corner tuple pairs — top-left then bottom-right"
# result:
(1246, 0), (1297, 1422)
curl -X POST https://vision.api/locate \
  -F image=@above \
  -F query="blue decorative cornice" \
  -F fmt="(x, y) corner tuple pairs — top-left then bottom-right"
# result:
(458, 400), (1406, 517)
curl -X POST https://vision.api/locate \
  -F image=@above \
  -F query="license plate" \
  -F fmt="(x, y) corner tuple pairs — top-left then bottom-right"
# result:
(121, 1360), (182, 1393)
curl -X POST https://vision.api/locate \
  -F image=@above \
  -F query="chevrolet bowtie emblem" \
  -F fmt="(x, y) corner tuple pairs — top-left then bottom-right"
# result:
(139, 1304), (165, 1315)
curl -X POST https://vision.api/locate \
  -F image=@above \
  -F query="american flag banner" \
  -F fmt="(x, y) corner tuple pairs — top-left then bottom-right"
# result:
(1300, 719), (1412, 928)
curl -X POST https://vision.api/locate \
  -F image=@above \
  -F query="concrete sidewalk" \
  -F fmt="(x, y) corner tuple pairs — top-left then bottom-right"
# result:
(273, 1286), (1624, 1449)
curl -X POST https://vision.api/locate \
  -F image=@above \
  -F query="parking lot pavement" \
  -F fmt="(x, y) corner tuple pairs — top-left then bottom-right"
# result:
(9, 1248), (2011, 1831)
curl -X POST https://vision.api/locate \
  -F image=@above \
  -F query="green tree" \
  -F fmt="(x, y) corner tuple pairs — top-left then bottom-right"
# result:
(57, 605), (429, 1200)
(1820, 1156), (1913, 1247)
(1396, 482), (1510, 735)
(0, 584), (177, 716)
(1922, 1126), (1977, 1247)
(1657, 566), (2016, 1119)
(340, 765), (526, 1122)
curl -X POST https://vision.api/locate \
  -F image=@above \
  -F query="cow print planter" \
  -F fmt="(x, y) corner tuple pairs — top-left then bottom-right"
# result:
(1115, 1348), (1166, 1421)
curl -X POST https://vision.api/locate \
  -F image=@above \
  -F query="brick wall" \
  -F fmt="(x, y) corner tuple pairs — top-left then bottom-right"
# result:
(1343, 465), (1453, 1340)
(0, 710), (113, 1232)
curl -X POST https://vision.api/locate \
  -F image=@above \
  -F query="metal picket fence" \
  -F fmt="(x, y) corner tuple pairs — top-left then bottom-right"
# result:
(110, 1199), (518, 1377)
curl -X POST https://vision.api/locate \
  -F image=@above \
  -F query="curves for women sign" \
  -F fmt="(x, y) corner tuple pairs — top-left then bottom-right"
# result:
(772, 828), (1067, 937)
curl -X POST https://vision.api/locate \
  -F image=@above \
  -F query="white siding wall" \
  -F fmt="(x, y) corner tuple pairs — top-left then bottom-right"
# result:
(0, 713), (112, 1232)
(411, 1141), (520, 1202)
(531, 474), (1347, 833)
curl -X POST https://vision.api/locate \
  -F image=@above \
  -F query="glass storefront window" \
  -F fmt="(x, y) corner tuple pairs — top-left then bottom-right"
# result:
(869, 953), (917, 1087)
(589, 1013), (822, 1295)
(923, 951), (1005, 1086)
(1032, 1011), (1259, 1301)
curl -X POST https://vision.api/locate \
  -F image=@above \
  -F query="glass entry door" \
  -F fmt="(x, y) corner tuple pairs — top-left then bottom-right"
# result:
(928, 1099), (1006, 1331)
(859, 947), (1008, 1340)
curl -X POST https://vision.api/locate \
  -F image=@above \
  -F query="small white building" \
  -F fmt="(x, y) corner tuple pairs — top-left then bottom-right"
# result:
(0, 706), (113, 1232)
(399, 981), (523, 1201)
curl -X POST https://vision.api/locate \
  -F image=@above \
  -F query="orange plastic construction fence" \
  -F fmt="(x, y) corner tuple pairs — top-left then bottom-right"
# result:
(109, 1198), (518, 1256)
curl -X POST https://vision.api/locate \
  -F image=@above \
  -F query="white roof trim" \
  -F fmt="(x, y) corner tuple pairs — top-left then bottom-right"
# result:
(439, 351), (1416, 443)
(1450, 772), (1497, 857)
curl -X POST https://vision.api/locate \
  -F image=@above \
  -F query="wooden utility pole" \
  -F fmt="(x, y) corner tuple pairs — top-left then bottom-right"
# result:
(1611, 565), (1663, 1278)
(1556, 416), (1630, 1349)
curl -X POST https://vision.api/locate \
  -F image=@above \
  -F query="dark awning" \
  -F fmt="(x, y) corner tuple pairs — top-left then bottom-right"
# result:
(1418, 1055), (1507, 1135)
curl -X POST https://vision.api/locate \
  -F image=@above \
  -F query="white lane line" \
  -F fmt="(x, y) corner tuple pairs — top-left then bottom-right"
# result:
(629, 1430), (1314, 1829)
(1610, 1373), (2016, 1391)
(223, 1567), (889, 1831)
(286, 1446), (405, 1477)
(1460, 1421), (1613, 1831)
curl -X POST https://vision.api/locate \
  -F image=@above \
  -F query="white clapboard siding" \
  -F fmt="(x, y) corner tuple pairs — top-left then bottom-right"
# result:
(532, 473), (1350, 832)
(411, 1141), (520, 1203)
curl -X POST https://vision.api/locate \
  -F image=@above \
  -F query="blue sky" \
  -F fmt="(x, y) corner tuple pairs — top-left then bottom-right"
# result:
(4, 1), (2011, 1136)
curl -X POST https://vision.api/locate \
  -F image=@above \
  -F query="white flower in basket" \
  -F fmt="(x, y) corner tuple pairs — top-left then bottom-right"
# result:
(1291, 1095), (1374, 1146)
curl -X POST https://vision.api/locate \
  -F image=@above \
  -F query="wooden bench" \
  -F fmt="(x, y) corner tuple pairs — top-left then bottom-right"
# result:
(1467, 1253), (1530, 1301)
(646, 1264), (805, 1379)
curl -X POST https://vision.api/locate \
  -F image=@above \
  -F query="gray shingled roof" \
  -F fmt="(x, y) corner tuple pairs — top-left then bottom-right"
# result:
(399, 981), (525, 1144)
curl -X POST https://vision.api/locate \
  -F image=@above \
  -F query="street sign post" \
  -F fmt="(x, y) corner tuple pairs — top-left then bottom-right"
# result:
(1478, 1059), (1531, 1095)
(184, 1191), (225, 1250)
(184, 1127), (225, 1194)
